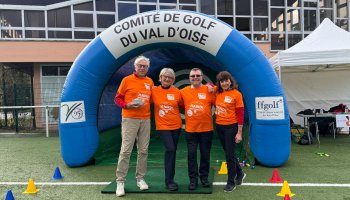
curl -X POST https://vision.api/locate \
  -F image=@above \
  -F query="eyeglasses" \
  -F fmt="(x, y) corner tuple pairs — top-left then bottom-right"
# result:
(162, 75), (174, 80)
(190, 74), (202, 78)
(136, 64), (149, 68)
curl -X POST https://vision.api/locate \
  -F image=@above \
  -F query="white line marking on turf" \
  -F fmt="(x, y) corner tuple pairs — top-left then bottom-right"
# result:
(0, 182), (110, 185)
(1, 182), (350, 187)
(213, 182), (350, 187)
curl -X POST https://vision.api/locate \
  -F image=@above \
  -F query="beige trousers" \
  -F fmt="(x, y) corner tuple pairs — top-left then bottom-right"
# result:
(116, 118), (150, 182)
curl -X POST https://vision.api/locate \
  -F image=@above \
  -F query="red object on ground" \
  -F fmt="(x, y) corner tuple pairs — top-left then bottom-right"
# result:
(269, 168), (283, 183)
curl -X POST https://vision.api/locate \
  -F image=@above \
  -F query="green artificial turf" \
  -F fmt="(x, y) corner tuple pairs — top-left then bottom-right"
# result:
(101, 167), (214, 194)
(1, 134), (350, 200)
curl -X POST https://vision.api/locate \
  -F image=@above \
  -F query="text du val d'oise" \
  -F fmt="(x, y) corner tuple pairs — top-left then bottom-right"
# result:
(113, 13), (218, 47)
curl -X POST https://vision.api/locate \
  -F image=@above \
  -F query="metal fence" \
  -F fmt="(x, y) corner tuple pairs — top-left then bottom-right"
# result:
(0, 105), (59, 137)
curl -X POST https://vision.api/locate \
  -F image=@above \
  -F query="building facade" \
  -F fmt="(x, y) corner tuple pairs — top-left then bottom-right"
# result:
(0, 0), (349, 127)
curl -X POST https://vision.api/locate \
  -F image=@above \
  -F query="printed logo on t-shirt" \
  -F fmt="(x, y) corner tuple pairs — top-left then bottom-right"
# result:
(167, 94), (175, 101)
(187, 101), (204, 117)
(198, 93), (206, 99)
(215, 103), (227, 117)
(159, 102), (174, 117)
(137, 91), (150, 105)
(144, 83), (151, 90)
(224, 96), (232, 103)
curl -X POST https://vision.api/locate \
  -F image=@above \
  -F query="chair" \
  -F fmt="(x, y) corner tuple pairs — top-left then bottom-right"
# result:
(327, 121), (337, 139)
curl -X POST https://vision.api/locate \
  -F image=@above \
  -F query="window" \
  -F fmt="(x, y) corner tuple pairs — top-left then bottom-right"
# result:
(304, 1), (317, 7)
(160, 5), (176, 9)
(320, 0), (332, 8)
(218, 17), (233, 26)
(304, 10), (317, 31)
(96, 0), (116, 11)
(140, 5), (157, 13)
(48, 31), (72, 39)
(97, 14), (115, 28)
(179, 5), (196, 11)
(236, 18), (250, 31)
(236, 0), (250, 15)
(288, 34), (302, 48)
(336, 19), (348, 30)
(48, 7), (71, 28)
(271, 34), (285, 50)
(253, 18), (268, 32)
(271, 8), (285, 32)
(271, 0), (284, 6)
(253, 33), (268, 41)
(320, 9), (333, 21)
(139, 0), (157, 2)
(160, 0), (177, 3)
(118, 3), (137, 21)
(0, 10), (22, 27)
(254, 0), (268, 16)
(287, 0), (301, 7)
(42, 66), (59, 76)
(74, 2), (93, 11)
(200, 0), (215, 15)
(180, 0), (196, 3)
(74, 31), (95, 39)
(287, 9), (301, 31)
(336, 0), (348, 18)
(1, 30), (23, 38)
(24, 11), (45, 27)
(217, 0), (233, 15)
(25, 30), (45, 38)
(74, 14), (94, 28)
(41, 65), (70, 122)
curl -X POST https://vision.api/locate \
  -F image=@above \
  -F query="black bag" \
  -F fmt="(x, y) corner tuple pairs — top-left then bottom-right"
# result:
(297, 109), (314, 115)
(298, 134), (312, 145)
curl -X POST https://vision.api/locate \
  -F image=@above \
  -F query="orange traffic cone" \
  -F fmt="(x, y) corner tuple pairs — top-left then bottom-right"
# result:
(277, 180), (295, 197)
(269, 168), (283, 183)
(218, 162), (228, 174)
(23, 178), (39, 194)
(284, 194), (291, 200)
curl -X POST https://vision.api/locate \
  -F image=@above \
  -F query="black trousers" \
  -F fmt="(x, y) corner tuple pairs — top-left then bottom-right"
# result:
(216, 123), (243, 185)
(158, 129), (181, 185)
(185, 131), (213, 183)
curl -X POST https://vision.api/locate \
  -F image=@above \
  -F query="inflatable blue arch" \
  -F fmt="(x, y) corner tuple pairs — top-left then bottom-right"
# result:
(59, 10), (290, 167)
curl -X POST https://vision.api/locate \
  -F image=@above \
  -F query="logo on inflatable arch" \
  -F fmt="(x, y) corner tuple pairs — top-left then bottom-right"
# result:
(60, 101), (85, 123)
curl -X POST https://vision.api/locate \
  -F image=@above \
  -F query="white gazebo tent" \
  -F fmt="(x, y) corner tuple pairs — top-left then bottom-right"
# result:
(270, 18), (350, 126)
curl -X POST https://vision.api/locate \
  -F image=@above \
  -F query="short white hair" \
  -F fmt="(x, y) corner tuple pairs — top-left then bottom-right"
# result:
(134, 55), (150, 66)
(159, 68), (175, 82)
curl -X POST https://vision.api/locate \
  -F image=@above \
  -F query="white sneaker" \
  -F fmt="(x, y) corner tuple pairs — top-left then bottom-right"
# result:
(137, 179), (149, 190)
(116, 181), (125, 197)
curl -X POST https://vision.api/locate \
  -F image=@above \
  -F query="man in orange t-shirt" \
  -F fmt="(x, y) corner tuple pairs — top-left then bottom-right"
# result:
(114, 55), (154, 197)
(180, 68), (215, 190)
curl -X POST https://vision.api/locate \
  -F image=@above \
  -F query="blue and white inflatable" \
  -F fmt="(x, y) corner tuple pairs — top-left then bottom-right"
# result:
(59, 10), (290, 167)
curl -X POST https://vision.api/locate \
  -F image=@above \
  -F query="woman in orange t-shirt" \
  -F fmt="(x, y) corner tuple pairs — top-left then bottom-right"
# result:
(215, 71), (246, 193)
(151, 68), (182, 191)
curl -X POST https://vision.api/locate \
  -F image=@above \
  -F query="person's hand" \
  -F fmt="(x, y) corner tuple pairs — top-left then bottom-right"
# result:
(127, 99), (144, 109)
(235, 132), (242, 143)
(126, 102), (141, 109)
(205, 83), (215, 93)
(208, 86), (215, 93)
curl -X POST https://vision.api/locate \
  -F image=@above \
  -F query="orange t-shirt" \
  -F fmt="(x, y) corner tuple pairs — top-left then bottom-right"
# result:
(180, 85), (215, 132)
(151, 87), (182, 130)
(117, 74), (154, 119)
(215, 89), (244, 125)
